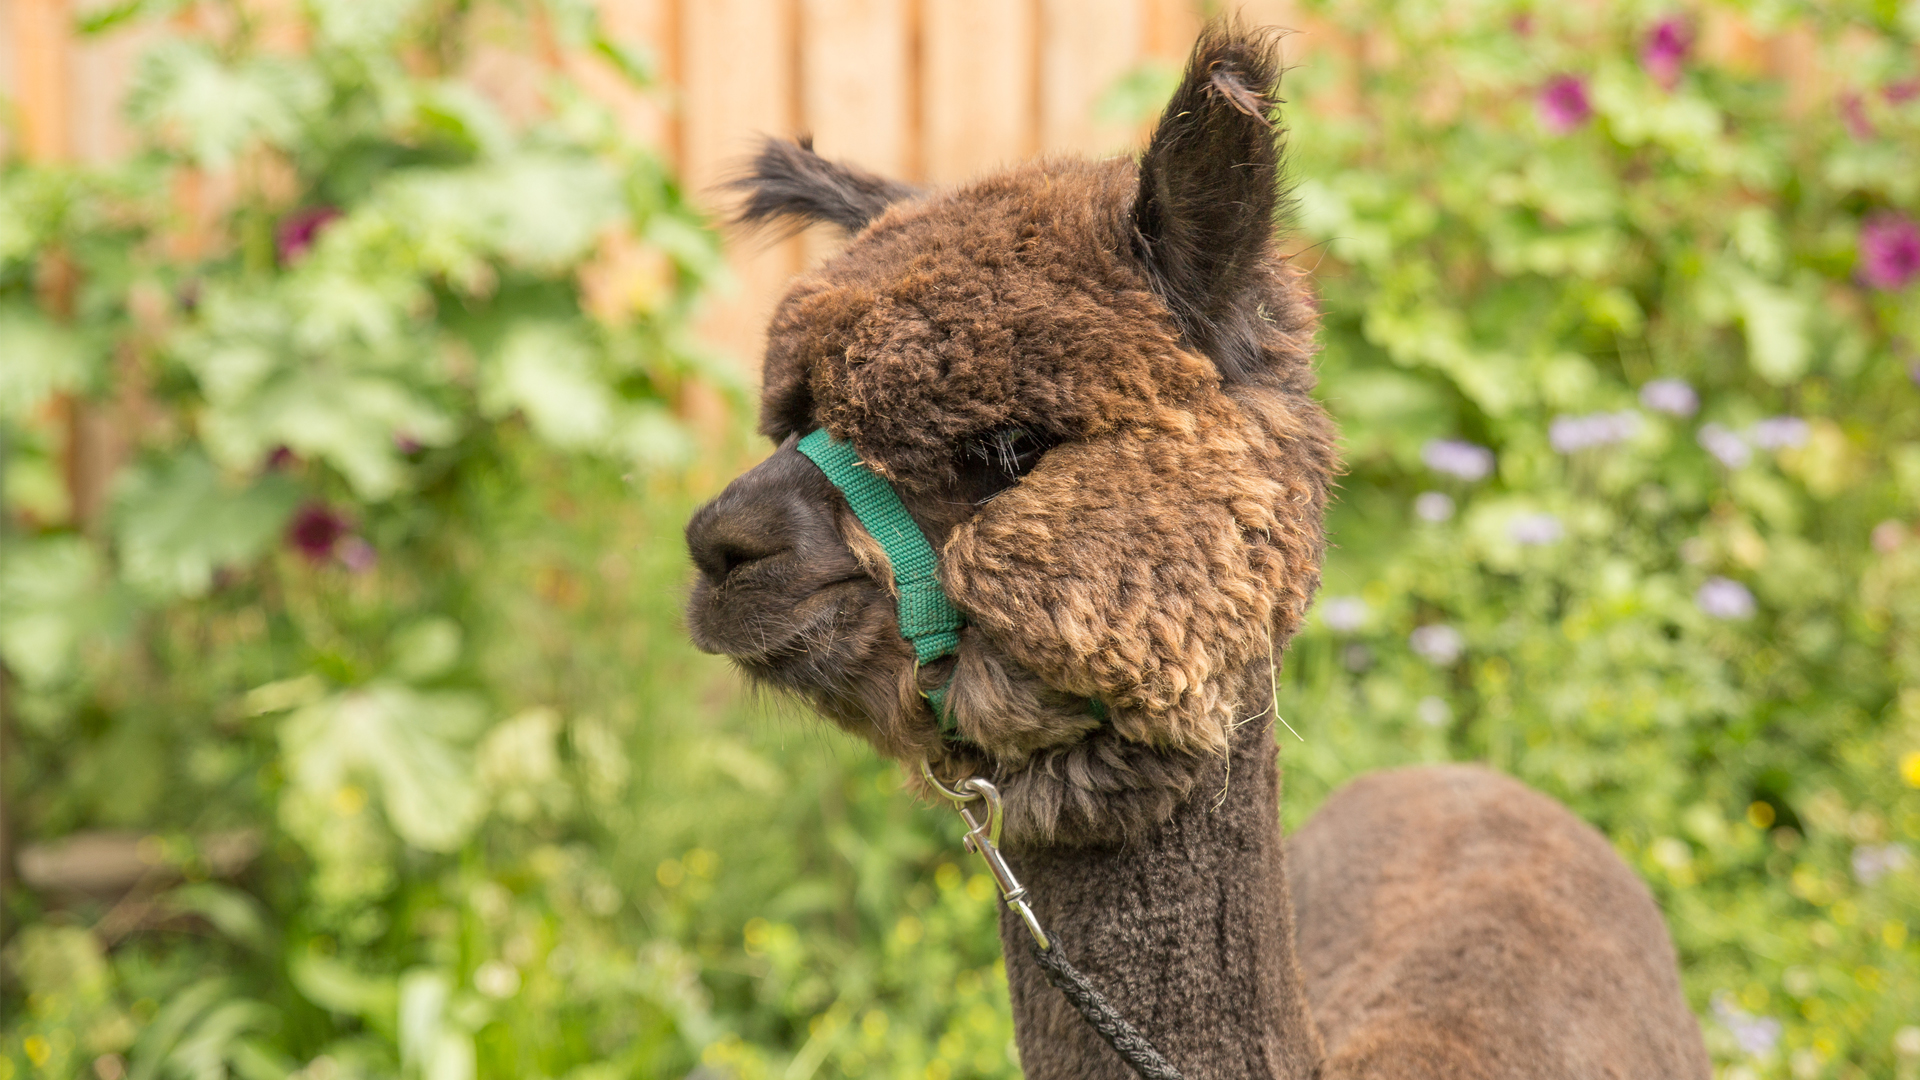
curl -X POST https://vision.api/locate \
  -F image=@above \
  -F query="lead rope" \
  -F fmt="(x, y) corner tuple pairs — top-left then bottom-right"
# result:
(921, 762), (1185, 1080)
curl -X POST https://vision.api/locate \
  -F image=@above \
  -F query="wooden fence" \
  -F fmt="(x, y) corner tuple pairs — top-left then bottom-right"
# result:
(2, 0), (1342, 370)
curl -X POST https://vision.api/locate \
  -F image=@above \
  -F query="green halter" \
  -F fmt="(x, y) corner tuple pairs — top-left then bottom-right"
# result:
(796, 429), (1110, 741)
(797, 430), (968, 732)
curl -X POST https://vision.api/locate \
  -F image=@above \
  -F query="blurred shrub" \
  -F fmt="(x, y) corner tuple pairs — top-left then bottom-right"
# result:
(1275, 1), (1920, 1076)
(7, 2), (1920, 1080)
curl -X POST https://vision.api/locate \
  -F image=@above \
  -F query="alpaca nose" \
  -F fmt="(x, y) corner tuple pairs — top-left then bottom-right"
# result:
(686, 497), (790, 586)
(684, 436), (835, 589)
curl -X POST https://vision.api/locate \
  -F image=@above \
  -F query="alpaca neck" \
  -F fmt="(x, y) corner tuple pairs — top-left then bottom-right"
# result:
(996, 686), (1323, 1080)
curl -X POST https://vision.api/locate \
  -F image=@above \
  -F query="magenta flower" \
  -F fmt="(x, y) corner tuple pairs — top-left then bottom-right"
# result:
(287, 503), (351, 563)
(1840, 93), (1876, 141)
(1859, 212), (1920, 290)
(338, 536), (378, 573)
(1886, 78), (1920, 105)
(277, 206), (342, 265)
(1641, 18), (1692, 91)
(1537, 75), (1593, 134)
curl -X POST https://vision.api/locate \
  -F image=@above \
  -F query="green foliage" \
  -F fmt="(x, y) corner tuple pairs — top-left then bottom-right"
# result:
(7, 3), (1920, 1080)
(1274, 1), (1920, 1075)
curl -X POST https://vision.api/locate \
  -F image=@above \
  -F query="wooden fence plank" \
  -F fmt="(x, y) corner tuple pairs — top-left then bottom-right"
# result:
(681, 0), (803, 374)
(12, 0), (72, 162)
(581, 0), (677, 155)
(1036, 0), (1144, 155)
(921, 0), (1035, 183)
(800, 0), (913, 177)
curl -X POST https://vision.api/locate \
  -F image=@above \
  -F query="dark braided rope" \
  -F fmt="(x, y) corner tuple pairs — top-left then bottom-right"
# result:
(1028, 935), (1185, 1080)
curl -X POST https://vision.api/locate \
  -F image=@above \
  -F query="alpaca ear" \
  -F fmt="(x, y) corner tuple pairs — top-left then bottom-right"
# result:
(728, 136), (919, 236)
(1132, 26), (1286, 382)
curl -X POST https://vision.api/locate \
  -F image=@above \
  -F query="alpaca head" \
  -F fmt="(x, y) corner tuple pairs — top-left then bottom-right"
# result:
(686, 27), (1337, 845)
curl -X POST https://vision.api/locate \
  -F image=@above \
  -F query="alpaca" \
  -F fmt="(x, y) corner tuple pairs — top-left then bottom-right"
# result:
(685, 25), (1712, 1080)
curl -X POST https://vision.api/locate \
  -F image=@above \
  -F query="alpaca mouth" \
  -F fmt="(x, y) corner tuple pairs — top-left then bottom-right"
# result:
(687, 576), (884, 668)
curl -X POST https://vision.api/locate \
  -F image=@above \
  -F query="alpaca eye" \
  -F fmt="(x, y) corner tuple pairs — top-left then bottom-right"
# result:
(961, 427), (1054, 503)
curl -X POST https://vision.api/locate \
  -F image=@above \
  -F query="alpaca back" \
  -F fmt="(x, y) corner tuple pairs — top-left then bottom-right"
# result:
(1288, 765), (1711, 1079)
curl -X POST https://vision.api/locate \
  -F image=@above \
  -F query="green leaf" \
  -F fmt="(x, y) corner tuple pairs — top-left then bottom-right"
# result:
(591, 33), (658, 87)
(127, 40), (325, 167)
(113, 453), (302, 598)
(480, 321), (615, 449)
(199, 367), (454, 500)
(1730, 274), (1813, 385)
(281, 684), (489, 851)
(0, 536), (121, 691)
(0, 303), (96, 420)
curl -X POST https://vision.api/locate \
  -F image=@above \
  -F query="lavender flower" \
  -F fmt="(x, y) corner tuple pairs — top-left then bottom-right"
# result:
(1423, 439), (1496, 481)
(1641, 18), (1692, 91)
(1410, 624), (1466, 665)
(1696, 577), (1757, 620)
(277, 205), (343, 265)
(287, 503), (350, 563)
(1712, 993), (1783, 1058)
(1859, 212), (1920, 291)
(1509, 512), (1565, 546)
(1549, 410), (1640, 453)
(1320, 596), (1368, 634)
(1639, 378), (1699, 417)
(1414, 491), (1456, 522)
(1697, 423), (1752, 468)
(1416, 696), (1453, 727)
(1749, 416), (1809, 450)
(1851, 842), (1912, 886)
(1537, 75), (1593, 134)
(338, 536), (377, 573)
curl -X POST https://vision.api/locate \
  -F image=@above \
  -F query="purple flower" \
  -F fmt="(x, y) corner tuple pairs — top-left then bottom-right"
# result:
(1873, 520), (1909, 554)
(394, 432), (425, 455)
(1549, 411), (1640, 453)
(1696, 576), (1756, 620)
(277, 206), (342, 265)
(1320, 596), (1368, 634)
(1859, 212), (1920, 291)
(1414, 491), (1456, 522)
(1749, 416), (1809, 450)
(1712, 993), (1783, 1058)
(1423, 439), (1496, 481)
(1851, 842), (1911, 886)
(1410, 624), (1466, 665)
(1641, 18), (1692, 91)
(287, 503), (351, 563)
(1537, 75), (1593, 134)
(1639, 378), (1699, 417)
(1509, 512), (1564, 546)
(338, 536), (377, 573)
(1697, 423), (1752, 468)
(1840, 92), (1877, 141)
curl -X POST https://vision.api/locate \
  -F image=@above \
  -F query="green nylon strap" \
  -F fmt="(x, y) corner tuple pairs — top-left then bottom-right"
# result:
(795, 428), (1109, 740)
(797, 431), (967, 733)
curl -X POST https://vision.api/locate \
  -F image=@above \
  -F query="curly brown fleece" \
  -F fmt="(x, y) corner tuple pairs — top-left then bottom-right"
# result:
(692, 27), (1334, 844)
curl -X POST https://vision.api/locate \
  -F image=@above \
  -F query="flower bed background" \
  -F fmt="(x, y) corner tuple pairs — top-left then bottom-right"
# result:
(3, 1), (1918, 1079)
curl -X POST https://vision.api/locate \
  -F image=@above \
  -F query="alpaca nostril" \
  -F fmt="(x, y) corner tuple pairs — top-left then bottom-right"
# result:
(687, 506), (789, 586)
(713, 538), (776, 582)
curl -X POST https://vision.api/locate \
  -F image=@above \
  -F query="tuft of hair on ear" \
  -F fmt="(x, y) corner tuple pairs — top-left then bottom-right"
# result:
(726, 136), (920, 238)
(1132, 23), (1290, 383)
